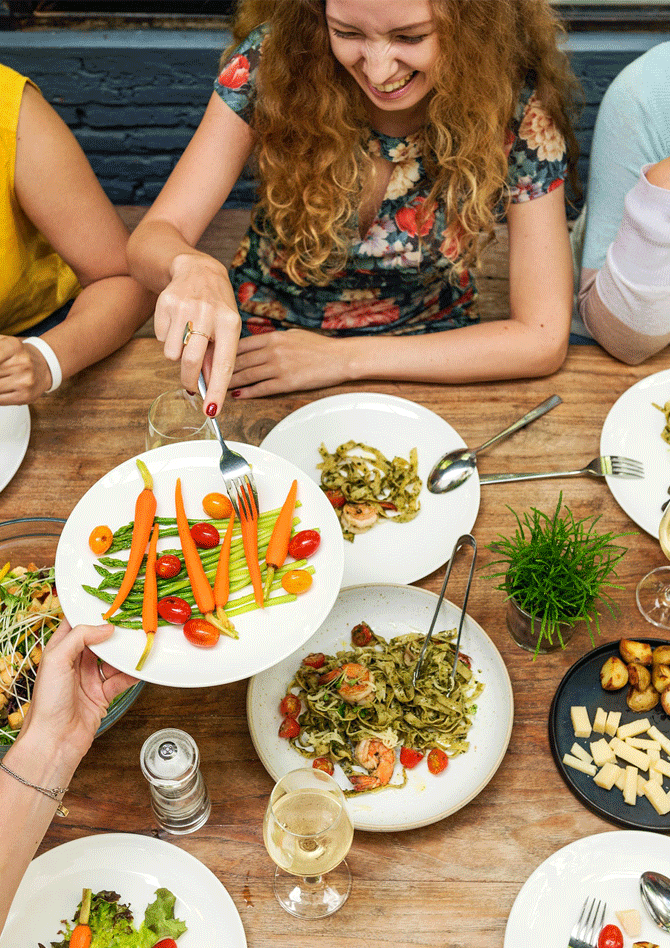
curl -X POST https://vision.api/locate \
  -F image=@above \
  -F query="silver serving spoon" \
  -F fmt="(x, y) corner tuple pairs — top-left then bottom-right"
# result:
(641, 870), (670, 932)
(427, 395), (562, 494)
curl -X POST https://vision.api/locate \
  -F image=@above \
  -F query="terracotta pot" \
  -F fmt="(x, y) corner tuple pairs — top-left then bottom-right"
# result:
(505, 597), (576, 653)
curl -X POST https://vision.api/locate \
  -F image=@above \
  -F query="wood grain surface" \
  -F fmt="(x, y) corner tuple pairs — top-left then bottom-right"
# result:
(2, 339), (669, 948)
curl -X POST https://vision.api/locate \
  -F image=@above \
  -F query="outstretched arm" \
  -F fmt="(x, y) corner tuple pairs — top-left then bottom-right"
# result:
(0, 621), (137, 932)
(0, 83), (155, 405)
(230, 185), (573, 396)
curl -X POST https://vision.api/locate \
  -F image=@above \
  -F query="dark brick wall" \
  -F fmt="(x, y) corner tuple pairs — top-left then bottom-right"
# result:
(0, 29), (666, 206)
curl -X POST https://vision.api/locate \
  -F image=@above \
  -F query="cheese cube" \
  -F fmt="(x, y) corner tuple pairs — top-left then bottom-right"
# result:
(627, 736), (661, 751)
(614, 768), (626, 792)
(623, 765), (638, 805)
(594, 762), (620, 790)
(650, 767), (663, 785)
(643, 779), (670, 815)
(590, 738), (616, 767)
(570, 743), (593, 764)
(637, 774), (646, 797)
(609, 736), (651, 773)
(571, 706), (592, 739)
(653, 757), (670, 779)
(615, 909), (641, 937)
(593, 707), (608, 734)
(562, 753), (597, 777)
(617, 717), (651, 740)
(647, 725), (670, 756)
(605, 710), (621, 737)
(648, 747), (661, 767)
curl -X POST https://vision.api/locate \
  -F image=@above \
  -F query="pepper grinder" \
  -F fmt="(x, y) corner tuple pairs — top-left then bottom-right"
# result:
(140, 727), (211, 834)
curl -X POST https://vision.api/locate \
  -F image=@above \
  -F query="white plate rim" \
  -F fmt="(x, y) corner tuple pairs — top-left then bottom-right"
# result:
(600, 367), (670, 536)
(0, 404), (30, 493)
(55, 440), (344, 687)
(504, 829), (670, 948)
(247, 582), (513, 832)
(1, 832), (247, 947)
(259, 392), (481, 587)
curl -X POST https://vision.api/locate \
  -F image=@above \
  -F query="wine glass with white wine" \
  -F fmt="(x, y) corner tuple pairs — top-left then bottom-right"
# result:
(262, 767), (354, 919)
(636, 502), (670, 628)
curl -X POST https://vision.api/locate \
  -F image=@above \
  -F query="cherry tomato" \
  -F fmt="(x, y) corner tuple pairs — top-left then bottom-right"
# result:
(323, 488), (346, 509)
(312, 757), (334, 775)
(378, 501), (398, 511)
(183, 617), (220, 648)
(190, 522), (220, 548)
(151, 941), (178, 948)
(458, 652), (472, 669)
(427, 748), (449, 775)
(88, 525), (113, 555)
(281, 569), (313, 594)
(279, 694), (301, 718)
(278, 717), (300, 739)
(351, 621), (373, 647)
(302, 652), (326, 669)
(155, 554), (181, 579)
(597, 925), (623, 948)
(287, 529), (321, 559)
(202, 492), (233, 519)
(157, 596), (192, 624)
(399, 747), (425, 769)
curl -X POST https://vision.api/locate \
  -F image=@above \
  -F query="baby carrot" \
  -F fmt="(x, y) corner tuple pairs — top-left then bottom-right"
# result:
(214, 511), (236, 627)
(239, 487), (264, 609)
(70, 888), (92, 948)
(264, 479), (298, 600)
(136, 522), (159, 671)
(103, 459), (156, 620)
(175, 478), (235, 637)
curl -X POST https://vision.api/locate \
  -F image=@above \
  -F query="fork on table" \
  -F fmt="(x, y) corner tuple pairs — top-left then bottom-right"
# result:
(197, 373), (258, 518)
(568, 898), (606, 948)
(479, 456), (644, 485)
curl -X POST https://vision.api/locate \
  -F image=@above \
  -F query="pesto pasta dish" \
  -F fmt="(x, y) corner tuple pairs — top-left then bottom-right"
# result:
(317, 440), (422, 542)
(277, 621), (484, 794)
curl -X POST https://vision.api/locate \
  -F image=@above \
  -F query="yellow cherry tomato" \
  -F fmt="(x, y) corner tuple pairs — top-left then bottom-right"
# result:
(202, 492), (233, 519)
(89, 525), (113, 555)
(281, 569), (313, 595)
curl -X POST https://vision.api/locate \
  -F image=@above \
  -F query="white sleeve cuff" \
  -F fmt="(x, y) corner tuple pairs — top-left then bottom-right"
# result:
(22, 337), (63, 393)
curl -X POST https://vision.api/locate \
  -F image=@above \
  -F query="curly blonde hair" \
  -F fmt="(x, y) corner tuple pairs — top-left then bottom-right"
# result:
(223, 0), (581, 286)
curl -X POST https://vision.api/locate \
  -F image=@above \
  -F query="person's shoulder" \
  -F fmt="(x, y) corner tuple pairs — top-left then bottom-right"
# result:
(605, 42), (670, 102)
(214, 22), (269, 99)
(0, 62), (39, 133)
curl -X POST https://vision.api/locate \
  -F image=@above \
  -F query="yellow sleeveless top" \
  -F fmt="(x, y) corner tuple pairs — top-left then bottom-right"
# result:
(0, 64), (80, 336)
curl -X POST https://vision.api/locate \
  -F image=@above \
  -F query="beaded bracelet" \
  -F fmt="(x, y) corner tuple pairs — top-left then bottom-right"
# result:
(22, 336), (63, 393)
(0, 759), (69, 816)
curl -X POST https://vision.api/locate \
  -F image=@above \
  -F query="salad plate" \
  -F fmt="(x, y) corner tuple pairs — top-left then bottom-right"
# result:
(259, 392), (480, 586)
(55, 441), (344, 688)
(247, 583), (513, 832)
(600, 368), (670, 536)
(549, 637), (670, 832)
(504, 830), (670, 948)
(0, 833), (246, 947)
(0, 404), (30, 493)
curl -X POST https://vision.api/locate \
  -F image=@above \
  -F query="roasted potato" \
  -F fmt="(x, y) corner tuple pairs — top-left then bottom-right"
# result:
(652, 662), (670, 693)
(661, 686), (670, 716)
(627, 684), (660, 713)
(600, 655), (628, 691)
(628, 662), (651, 691)
(652, 644), (670, 665)
(619, 638), (653, 665)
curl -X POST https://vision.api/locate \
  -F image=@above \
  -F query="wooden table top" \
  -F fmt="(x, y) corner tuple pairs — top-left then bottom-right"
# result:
(3, 338), (670, 947)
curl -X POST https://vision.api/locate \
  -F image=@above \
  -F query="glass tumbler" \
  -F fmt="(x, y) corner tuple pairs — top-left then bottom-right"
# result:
(140, 728), (211, 834)
(146, 389), (215, 450)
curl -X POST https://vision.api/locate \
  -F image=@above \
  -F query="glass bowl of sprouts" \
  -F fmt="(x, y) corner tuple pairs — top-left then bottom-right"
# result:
(0, 517), (144, 757)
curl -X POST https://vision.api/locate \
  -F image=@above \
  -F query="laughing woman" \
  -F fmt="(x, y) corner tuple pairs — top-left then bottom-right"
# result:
(128, 0), (580, 414)
(0, 64), (154, 405)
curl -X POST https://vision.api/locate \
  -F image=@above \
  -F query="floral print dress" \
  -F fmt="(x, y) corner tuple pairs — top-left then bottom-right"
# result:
(215, 26), (567, 338)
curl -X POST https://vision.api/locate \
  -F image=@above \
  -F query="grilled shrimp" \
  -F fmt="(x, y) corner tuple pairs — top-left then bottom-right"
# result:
(349, 739), (396, 790)
(340, 502), (379, 534)
(319, 662), (376, 705)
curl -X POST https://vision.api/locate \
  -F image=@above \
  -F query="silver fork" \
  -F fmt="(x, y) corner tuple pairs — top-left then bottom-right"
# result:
(197, 373), (258, 518)
(479, 455), (644, 485)
(568, 898), (606, 948)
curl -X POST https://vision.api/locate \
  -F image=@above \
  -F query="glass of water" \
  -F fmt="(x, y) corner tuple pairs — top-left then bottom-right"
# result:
(145, 389), (215, 450)
(262, 767), (353, 919)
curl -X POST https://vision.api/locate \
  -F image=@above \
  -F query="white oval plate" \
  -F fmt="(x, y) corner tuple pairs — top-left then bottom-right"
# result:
(55, 441), (344, 687)
(600, 367), (670, 536)
(0, 404), (30, 493)
(247, 583), (513, 832)
(260, 393), (480, 586)
(1, 833), (246, 947)
(504, 830), (670, 948)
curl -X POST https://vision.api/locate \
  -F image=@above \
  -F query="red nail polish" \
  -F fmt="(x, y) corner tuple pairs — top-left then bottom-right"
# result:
(232, 390), (241, 398)
(186, 390), (195, 396)
(206, 402), (217, 416)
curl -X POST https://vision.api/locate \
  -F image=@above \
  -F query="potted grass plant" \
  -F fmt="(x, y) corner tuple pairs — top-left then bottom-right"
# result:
(486, 494), (631, 656)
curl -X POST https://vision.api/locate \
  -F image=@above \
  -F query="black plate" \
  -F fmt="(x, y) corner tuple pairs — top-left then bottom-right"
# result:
(549, 638), (670, 832)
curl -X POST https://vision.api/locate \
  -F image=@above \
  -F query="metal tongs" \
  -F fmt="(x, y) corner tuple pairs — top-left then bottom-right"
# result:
(412, 534), (477, 690)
